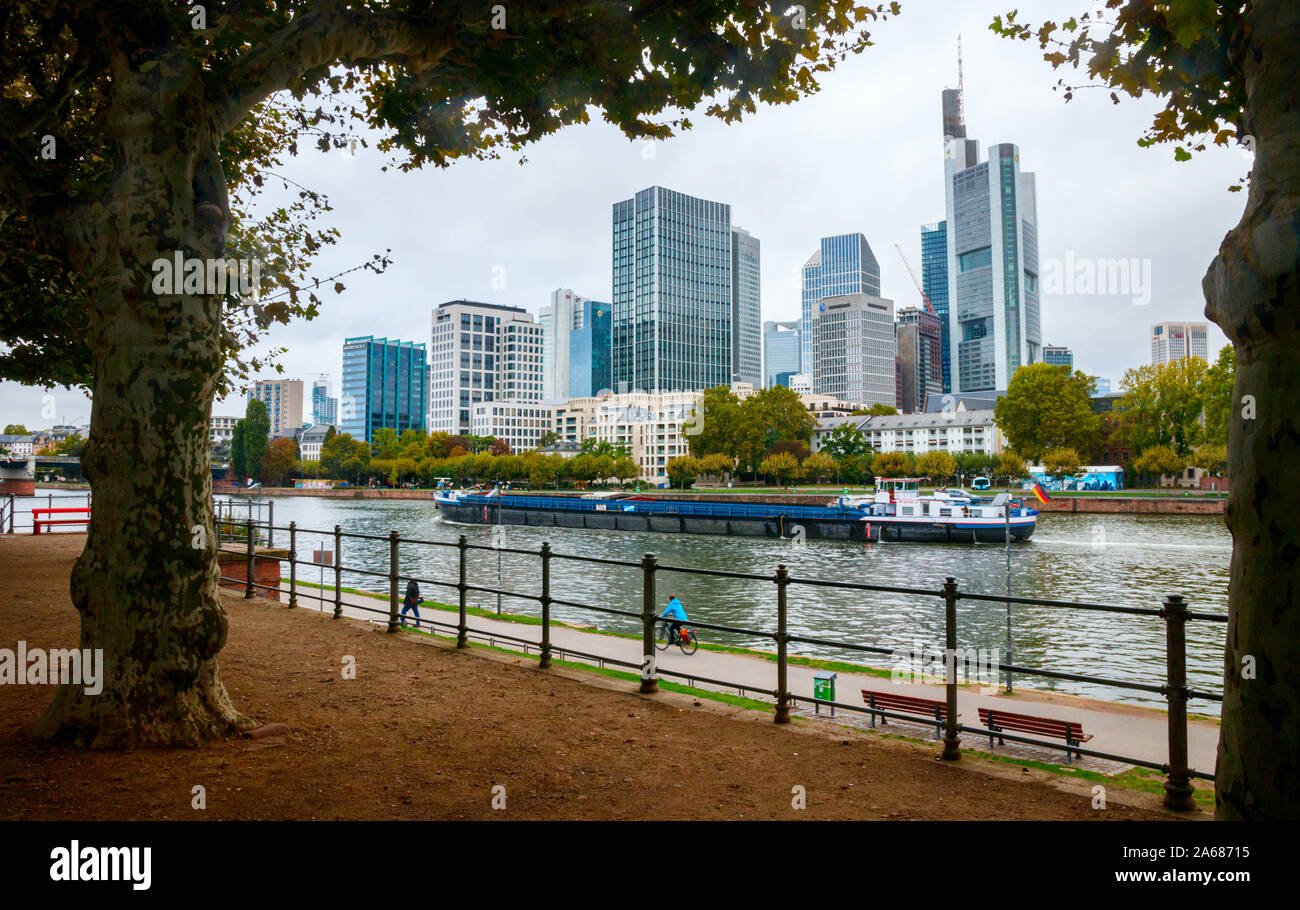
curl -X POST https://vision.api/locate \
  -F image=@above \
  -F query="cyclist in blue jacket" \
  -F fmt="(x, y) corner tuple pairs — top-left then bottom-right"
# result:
(661, 595), (688, 642)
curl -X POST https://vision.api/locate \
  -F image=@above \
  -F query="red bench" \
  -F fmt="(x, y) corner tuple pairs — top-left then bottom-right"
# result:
(977, 707), (1093, 763)
(862, 687), (955, 740)
(32, 507), (90, 534)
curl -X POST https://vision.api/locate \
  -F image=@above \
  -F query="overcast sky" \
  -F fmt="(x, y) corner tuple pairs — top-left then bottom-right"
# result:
(2, 0), (1243, 429)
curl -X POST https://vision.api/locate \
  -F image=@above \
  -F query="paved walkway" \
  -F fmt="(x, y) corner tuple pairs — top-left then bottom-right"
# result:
(279, 583), (1220, 777)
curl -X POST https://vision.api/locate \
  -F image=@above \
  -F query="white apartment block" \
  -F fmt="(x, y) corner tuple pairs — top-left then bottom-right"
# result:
(250, 379), (304, 436)
(471, 400), (556, 454)
(430, 300), (543, 436)
(0, 434), (35, 456)
(553, 390), (701, 485)
(814, 293), (897, 407)
(1150, 321), (1209, 365)
(209, 415), (239, 445)
(813, 408), (1004, 456)
(299, 424), (330, 462)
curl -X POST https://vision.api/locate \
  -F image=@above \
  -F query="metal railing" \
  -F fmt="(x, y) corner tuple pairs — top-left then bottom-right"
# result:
(2, 492), (93, 534)
(219, 515), (1226, 812)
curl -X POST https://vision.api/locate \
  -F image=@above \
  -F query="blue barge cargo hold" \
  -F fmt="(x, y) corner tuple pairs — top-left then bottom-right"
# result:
(434, 479), (1037, 544)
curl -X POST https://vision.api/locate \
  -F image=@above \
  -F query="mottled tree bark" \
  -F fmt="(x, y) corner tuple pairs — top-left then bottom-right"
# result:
(33, 70), (247, 746)
(1204, 0), (1300, 819)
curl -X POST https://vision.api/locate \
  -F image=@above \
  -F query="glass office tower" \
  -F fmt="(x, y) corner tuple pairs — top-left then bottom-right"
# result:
(569, 300), (612, 398)
(730, 227), (762, 388)
(340, 336), (428, 443)
(612, 186), (733, 392)
(763, 320), (801, 388)
(920, 222), (952, 394)
(800, 233), (881, 383)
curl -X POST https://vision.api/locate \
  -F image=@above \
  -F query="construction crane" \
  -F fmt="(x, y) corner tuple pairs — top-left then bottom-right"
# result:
(894, 244), (937, 316)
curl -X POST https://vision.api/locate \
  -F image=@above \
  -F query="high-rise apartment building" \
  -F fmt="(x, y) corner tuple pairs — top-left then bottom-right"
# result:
(763, 320), (801, 388)
(942, 80), (1042, 392)
(800, 234), (881, 383)
(569, 299), (612, 398)
(339, 337), (427, 443)
(541, 289), (605, 401)
(1043, 345), (1074, 369)
(1150, 322), (1209, 365)
(895, 307), (944, 413)
(612, 186), (733, 392)
(250, 378), (304, 436)
(920, 222), (952, 393)
(429, 300), (542, 436)
(730, 227), (762, 388)
(311, 376), (338, 428)
(814, 293), (897, 408)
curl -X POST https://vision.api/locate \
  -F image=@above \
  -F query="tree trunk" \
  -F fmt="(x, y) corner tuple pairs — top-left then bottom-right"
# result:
(33, 93), (248, 746)
(1204, 0), (1300, 819)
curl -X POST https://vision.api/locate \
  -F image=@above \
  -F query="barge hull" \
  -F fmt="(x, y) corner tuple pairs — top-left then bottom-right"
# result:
(437, 500), (1034, 543)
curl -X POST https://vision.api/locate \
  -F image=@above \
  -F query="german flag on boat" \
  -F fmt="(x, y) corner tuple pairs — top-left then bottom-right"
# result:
(1030, 482), (1051, 505)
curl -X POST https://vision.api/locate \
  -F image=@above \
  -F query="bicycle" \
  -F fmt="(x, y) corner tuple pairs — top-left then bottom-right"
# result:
(655, 619), (699, 655)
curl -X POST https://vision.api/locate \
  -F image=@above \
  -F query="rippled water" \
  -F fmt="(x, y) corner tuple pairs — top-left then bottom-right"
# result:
(238, 493), (1231, 712)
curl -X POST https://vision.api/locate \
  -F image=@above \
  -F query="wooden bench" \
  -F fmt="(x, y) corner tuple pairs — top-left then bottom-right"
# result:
(977, 707), (1094, 763)
(862, 687), (955, 740)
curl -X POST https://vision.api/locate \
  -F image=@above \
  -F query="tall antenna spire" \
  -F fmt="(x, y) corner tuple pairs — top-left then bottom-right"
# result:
(957, 34), (966, 129)
(957, 33), (964, 92)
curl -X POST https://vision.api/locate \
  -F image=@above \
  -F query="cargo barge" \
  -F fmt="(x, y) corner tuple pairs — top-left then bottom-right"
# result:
(434, 479), (1037, 544)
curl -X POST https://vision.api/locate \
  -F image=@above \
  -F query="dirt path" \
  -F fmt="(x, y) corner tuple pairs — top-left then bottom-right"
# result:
(0, 534), (1184, 820)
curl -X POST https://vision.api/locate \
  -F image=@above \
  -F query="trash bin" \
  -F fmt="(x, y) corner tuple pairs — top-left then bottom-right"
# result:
(813, 671), (837, 716)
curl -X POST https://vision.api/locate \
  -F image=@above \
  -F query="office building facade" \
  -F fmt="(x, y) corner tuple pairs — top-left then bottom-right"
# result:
(541, 289), (604, 401)
(730, 227), (762, 388)
(895, 307), (944, 414)
(250, 378), (304, 437)
(471, 401), (556, 454)
(1043, 345), (1074, 369)
(942, 83), (1042, 392)
(813, 293), (897, 408)
(1150, 322), (1209, 365)
(569, 299), (612, 398)
(612, 186), (732, 392)
(311, 377), (338, 428)
(429, 300), (542, 436)
(763, 320), (801, 388)
(800, 233), (881, 382)
(920, 221), (952, 393)
(339, 337), (427, 443)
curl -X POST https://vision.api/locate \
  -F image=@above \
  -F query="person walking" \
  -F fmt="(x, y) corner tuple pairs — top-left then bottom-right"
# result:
(401, 578), (422, 628)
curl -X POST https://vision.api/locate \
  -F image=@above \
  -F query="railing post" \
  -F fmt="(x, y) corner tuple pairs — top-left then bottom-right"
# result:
(1162, 593), (1196, 812)
(456, 535), (469, 648)
(267, 500), (274, 547)
(941, 576), (961, 761)
(332, 524), (343, 619)
(287, 521), (298, 609)
(387, 530), (399, 633)
(539, 542), (553, 669)
(7, 494), (13, 534)
(775, 564), (791, 724)
(639, 553), (658, 694)
(244, 517), (255, 599)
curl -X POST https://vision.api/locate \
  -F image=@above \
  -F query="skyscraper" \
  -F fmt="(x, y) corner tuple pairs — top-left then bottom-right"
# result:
(1150, 322), (1209, 365)
(942, 76), (1042, 392)
(920, 222), (952, 393)
(1043, 345), (1074, 369)
(763, 321), (801, 388)
(800, 234), (881, 385)
(730, 227), (762, 388)
(311, 376), (338, 428)
(429, 300), (542, 435)
(569, 299), (612, 398)
(612, 186), (733, 392)
(895, 307), (943, 413)
(339, 337), (427, 443)
(541, 289), (601, 401)
(814, 293), (897, 408)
